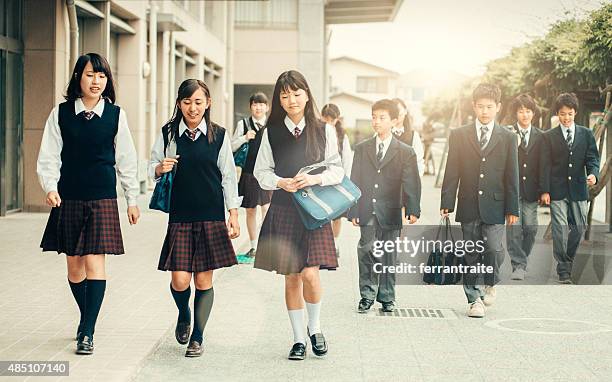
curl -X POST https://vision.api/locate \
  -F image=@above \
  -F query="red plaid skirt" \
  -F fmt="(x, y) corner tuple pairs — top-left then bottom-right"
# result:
(238, 172), (272, 208)
(158, 221), (237, 272)
(254, 204), (338, 275)
(40, 199), (124, 256)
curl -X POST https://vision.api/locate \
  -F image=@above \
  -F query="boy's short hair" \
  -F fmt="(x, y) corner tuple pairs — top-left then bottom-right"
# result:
(249, 92), (268, 105)
(472, 83), (501, 103)
(372, 99), (399, 120)
(553, 93), (579, 114)
(511, 94), (538, 115)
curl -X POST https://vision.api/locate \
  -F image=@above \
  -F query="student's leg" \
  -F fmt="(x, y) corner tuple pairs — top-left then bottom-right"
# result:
(285, 274), (306, 345)
(376, 227), (400, 304)
(301, 266), (322, 335)
(520, 201), (539, 263)
(481, 223), (505, 287)
(191, 271), (214, 344)
(566, 200), (588, 264)
(506, 201), (526, 271)
(332, 219), (342, 238)
(260, 203), (270, 221)
(246, 207), (257, 250)
(66, 256), (87, 337)
(80, 254), (106, 338)
(461, 221), (485, 303)
(171, 271), (192, 325)
(550, 199), (571, 277)
(357, 221), (378, 301)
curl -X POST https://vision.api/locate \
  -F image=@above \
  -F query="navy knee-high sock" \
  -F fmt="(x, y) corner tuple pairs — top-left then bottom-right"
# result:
(190, 287), (214, 343)
(68, 278), (87, 330)
(170, 284), (191, 323)
(80, 279), (106, 339)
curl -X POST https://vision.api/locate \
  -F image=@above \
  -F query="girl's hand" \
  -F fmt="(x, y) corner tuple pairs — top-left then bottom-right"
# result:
(293, 173), (321, 190)
(278, 178), (298, 193)
(127, 206), (140, 225)
(227, 210), (240, 239)
(46, 191), (62, 207)
(245, 130), (256, 140)
(155, 156), (180, 177)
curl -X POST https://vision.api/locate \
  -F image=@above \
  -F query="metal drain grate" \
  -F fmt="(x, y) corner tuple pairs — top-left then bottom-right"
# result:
(375, 307), (458, 319)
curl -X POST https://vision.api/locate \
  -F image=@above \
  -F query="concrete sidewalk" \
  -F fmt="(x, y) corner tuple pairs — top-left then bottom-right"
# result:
(1, 171), (612, 381)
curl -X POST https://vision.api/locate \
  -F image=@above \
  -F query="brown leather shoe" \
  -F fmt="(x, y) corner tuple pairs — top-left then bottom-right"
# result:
(185, 340), (203, 357)
(175, 320), (191, 345)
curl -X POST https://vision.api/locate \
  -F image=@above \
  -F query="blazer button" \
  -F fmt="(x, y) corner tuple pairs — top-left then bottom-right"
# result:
(372, 199), (377, 203)
(569, 163), (573, 168)
(478, 190), (483, 195)
(568, 176), (572, 180)
(523, 164), (527, 168)
(570, 152), (573, 155)
(522, 176), (526, 180)
(377, 170), (381, 174)
(480, 174), (484, 178)
(482, 158), (486, 162)
(374, 184), (379, 188)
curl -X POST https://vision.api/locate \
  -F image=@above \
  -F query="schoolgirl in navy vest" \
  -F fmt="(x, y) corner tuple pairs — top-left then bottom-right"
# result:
(253, 71), (344, 361)
(37, 53), (141, 355)
(149, 79), (241, 358)
(321, 103), (353, 257)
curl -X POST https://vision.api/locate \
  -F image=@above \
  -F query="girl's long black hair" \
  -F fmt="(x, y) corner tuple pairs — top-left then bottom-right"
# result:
(65, 53), (116, 103)
(321, 103), (345, 156)
(267, 70), (324, 162)
(163, 79), (218, 144)
(393, 98), (413, 133)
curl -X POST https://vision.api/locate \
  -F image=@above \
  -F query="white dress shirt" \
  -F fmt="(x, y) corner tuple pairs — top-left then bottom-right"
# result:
(36, 97), (140, 206)
(254, 116), (344, 190)
(561, 123), (576, 142)
(475, 120), (495, 149)
(340, 133), (353, 178)
(516, 123), (531, 147)
(231, 116), (266, 152)
(148, 117), (242, 210)
(391, 127), (425, 176)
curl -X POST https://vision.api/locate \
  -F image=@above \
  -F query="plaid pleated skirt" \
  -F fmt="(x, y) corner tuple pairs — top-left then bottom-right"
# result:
(158, 221), (237, 273)
(254, 204), (338, 275)
(238, 172), (272, 208)
(40, 198), (124, 256)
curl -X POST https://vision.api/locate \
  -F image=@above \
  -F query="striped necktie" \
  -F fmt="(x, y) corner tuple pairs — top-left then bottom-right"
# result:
(479, 125), (489, 149)
(186, 128), (198, 141)
(82, 110), (95, 120)
(566, 129), (573, 148)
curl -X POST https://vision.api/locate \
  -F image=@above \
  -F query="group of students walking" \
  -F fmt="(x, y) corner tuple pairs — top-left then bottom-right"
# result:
(36, 53), (600, 360)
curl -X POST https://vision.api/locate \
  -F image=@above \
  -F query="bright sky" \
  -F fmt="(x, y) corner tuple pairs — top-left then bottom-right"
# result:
(329, 0), (607, 76)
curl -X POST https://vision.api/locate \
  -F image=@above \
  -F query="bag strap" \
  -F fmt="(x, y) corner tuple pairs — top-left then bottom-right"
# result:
(162, 124), (170, 157)
(297, 153), (341, 175)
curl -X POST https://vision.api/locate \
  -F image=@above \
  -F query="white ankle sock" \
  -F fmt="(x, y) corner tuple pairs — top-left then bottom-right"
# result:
(250, 240), (257, 249)
(287, 309), (306, 345)
(305, 301), (321, 334)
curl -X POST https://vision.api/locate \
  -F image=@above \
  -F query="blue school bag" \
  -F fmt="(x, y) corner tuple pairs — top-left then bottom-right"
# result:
(292, 154), (361, 230)
(233, 118), (250, 167)
(149, 126), (175, 213)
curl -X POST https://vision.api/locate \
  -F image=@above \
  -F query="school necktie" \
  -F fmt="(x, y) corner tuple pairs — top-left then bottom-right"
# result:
(82, 110), (95, 120)
(520, 129), (527, 149)
(255, 122), (263, 131)
(566, 129), (573, 148)
(377, 142), (384, 163)
(479, 125), (489, 149)
(294, 126), (301, 139)
(186, 128), (198, 141)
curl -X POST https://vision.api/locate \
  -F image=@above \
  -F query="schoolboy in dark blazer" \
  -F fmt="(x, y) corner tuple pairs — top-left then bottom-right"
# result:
(540, 93), (600, 284)
(440, 83), (519, 318)
(349, 99), (421, 314)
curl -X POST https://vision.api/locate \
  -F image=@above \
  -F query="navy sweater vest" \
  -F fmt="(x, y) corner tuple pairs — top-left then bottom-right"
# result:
(268, 121), (326, 206)
(243, 118), (265, 175)
(57, 100), (119, 201)
(169, 126), (226, 223)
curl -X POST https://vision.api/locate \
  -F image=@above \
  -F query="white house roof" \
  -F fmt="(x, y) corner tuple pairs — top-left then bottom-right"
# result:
(325, 0), (403, 24)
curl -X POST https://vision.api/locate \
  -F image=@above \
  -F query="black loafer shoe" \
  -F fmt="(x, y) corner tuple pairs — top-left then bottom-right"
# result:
(246, 248), (256, 258)
(76, 335), (94, 355)
(185, 340), (203, 357)
(558, 274), (572, 284)
(357, 298), (374, 313)
(381, 301), (396, 312)
(175, 320), (191, 345)
(75, 323), (83, 341)
(288, 342), (306, 360)
(307, 329), (328, 356)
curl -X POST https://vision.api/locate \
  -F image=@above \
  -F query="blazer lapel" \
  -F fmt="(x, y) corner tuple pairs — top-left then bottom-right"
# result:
(466, 125), (482, 156)
(554, 126), (570, 154)
(482, 123), (502, 157)
(379, 137), (400, 169)
(526, 127), (538, 154)
(365, 138), (378, 169)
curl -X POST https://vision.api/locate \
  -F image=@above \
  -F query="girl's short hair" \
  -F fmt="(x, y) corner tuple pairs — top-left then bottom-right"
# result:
(65, 53), (116, 103)
(249, 92), (268, 105)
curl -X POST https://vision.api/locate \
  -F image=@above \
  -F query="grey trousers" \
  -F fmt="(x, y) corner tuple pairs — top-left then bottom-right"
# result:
(506, 199), (539, 271)
(461, 220), (505, 303)
(357, 217), (400, 303)
(550, 199), (588, 277)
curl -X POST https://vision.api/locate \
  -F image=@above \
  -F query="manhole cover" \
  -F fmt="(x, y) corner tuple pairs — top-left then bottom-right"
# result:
(375, 307), (458, 319)
(485, 318), (612, 335)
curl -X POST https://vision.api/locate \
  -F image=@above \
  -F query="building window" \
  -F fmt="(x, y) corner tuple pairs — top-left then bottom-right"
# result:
(235, 0), (297, 29)
(356, 76), (387, 93)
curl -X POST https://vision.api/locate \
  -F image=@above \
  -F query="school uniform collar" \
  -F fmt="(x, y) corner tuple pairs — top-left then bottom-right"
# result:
(252, 116), (266, 128)
(375, 133), (393, 151)
(475, 119), (494, 133)
(179, 117), (207, 137)
(75, 97), (105, 117)
(391, 126), (404, 135)
(560, 123), (575, 139)
(284, 115), (305, 135)
(516, 123), (531, 136)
